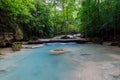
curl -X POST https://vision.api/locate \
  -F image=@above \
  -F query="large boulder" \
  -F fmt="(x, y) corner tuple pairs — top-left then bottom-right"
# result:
(61, 35), (74, 39)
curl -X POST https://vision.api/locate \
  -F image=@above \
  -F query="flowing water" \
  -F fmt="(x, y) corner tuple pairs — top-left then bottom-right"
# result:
(0, 43), (120, 80)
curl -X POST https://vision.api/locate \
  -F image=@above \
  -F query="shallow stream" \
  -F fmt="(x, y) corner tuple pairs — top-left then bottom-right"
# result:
(0, 43), (120, 80)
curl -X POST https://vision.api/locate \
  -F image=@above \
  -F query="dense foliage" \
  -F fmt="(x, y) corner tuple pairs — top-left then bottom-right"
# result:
(0, 0), (120, 42)
(77, 0), (120, 41)
(0, 0), (53, 41)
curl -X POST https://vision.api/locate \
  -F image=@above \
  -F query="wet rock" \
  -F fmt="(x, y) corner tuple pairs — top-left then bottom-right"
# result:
(111, 42), (119, 46)
(50, 49), (67, 55)
(112, 74), (120, 80)
(0, 69), (7, 73)
(81, 53), (90, 56)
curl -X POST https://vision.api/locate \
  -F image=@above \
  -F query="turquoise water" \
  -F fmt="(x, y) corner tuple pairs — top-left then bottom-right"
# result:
(0, 43), (80, 80)
(0, 43), (120, 80)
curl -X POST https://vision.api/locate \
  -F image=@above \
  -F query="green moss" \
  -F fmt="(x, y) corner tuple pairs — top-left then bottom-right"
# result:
(12, 43), (22, 51)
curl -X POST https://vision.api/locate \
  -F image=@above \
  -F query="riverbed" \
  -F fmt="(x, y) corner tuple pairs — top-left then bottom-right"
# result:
(0, 43), (120, 80)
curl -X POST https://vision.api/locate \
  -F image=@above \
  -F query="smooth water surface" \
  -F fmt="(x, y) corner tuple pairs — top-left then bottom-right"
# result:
(0, 43), (120, 80)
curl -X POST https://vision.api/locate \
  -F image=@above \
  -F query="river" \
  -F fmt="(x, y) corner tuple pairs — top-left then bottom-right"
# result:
(0, 43), (120, 80)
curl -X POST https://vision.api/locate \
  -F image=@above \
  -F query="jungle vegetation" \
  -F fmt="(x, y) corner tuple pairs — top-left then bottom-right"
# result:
(0, 0), (120, 42)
